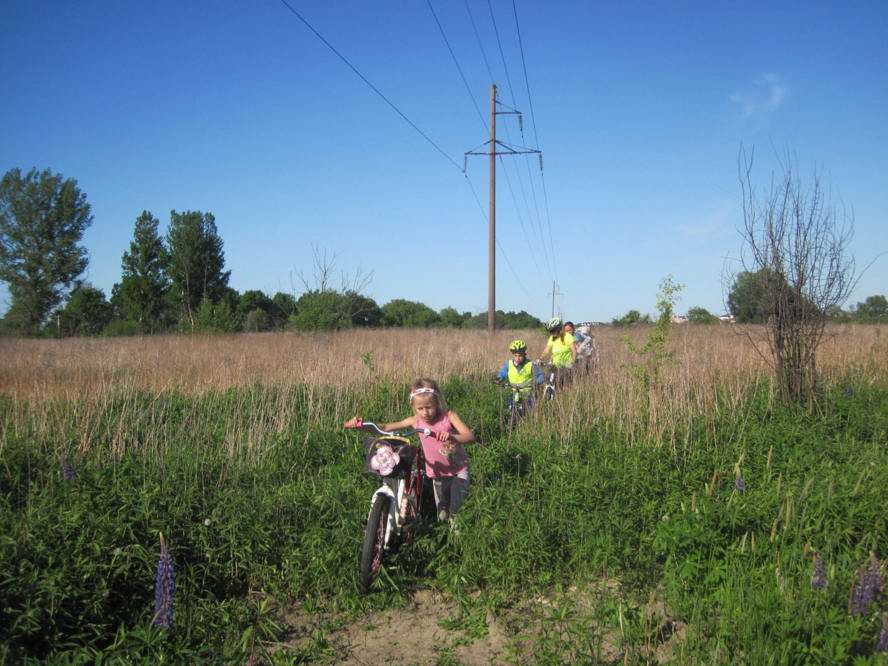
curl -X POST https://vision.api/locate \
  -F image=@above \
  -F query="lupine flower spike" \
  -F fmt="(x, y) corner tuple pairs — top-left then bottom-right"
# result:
(153, 533), (175, 629)
(61, 459), (76, 481)
(734, 472), (745, 494)
(849, 552), (883, 617)
(877, 614), (888, 653)
(811, 553), (827, 590)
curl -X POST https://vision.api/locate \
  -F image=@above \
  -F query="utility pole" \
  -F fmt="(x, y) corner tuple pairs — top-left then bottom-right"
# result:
(465, 84), (541, 333)
(549, 280), (562, 318)
(488, 85), (496, 333)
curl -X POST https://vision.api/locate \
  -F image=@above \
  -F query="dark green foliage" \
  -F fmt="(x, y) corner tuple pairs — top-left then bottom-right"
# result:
(728, 268), (783, 324)
(687, 306), (718, 325)
(113, 211), (170, 333)
(347, 291), (383, 327)
(852, 295), (888, 323)
(290, 290), (353, 330)
(462, 309), (543, 329)
(382, 299), (440, 327)
(0, 168), (93, 335)
(195, 296), (240, 333)
(438, 306), (466, 328)
(612, 309), (651, 327)
(53, 283), (113, 336)
(166, 210), (230, 329)
(270, 292), (297, 327)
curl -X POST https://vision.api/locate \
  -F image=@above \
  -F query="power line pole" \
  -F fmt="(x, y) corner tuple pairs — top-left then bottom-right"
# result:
(549, 280), (562, 318)
(488, 84), (496, 334)
(465, 84), (541, 333)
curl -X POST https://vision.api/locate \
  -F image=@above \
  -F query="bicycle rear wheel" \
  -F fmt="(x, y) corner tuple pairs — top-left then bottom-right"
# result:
(359, 493), (391, 593)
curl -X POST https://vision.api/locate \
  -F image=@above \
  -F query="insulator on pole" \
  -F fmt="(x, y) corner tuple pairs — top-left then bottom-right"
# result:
(539, 154), (543, 172)
(518, 114), (524, 134)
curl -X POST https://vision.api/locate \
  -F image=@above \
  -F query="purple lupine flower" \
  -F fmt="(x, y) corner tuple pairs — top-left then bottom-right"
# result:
(811, 553), (827, 590)
(734, 472), (745, 493)
(849, 554), (882, 617)
(153, 534), (175, 629)
(877, 614), (888, 653)
(61, 459), (76, 481)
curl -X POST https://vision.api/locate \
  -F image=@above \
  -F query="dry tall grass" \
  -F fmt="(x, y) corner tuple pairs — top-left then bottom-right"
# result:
(1, 325), (885, 455)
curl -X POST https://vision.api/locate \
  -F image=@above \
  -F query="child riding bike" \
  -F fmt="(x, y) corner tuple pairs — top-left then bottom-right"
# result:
(538, 317), (577, 389)
(496, 339), (544, 411)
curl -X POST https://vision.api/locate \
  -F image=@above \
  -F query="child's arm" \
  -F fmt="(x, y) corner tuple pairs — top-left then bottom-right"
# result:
(382, 416), (416, 431)
(439, 410), (475, 445)
(496, 360), (509, 380)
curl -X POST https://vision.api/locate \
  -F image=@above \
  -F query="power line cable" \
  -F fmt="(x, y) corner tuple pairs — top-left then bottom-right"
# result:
(426, 0), (488, 131)
(276, 0), (462, 172)
(485, 0), (555, 281)
(512, 0), (559, 283)
(427, 0), (540, 302)
(464, 0), (496, 84)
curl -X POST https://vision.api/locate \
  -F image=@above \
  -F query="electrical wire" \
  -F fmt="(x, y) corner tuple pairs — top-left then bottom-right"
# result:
(512, 0), (559, 283)
(276, 0), (462, 172)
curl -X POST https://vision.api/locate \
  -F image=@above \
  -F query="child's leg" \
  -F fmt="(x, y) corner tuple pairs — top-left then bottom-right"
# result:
(449, 477), (470, 516)
(432, 479), (451, 520)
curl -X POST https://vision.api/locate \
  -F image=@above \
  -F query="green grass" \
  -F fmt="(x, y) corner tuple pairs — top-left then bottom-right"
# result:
(1, 378), (887, 663)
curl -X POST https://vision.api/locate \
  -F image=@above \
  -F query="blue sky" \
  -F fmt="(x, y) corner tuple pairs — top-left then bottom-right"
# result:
(2, 1), (886, 321)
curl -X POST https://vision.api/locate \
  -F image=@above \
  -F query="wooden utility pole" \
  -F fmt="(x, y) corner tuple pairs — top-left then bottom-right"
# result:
(488, 85), (497, 333)
(464, 85), (541, 333)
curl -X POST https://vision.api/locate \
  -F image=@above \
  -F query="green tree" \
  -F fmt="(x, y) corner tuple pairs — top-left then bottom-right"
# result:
(290, 290), (353, 331)
(0, 168), (93, 335)
(237, 290), (274, 319)
(382, 299), (440, 327)
(687, 306), (718, 325)
(166, 210), (230, 329)
(114, 211), (170, 332)
(501, 310), (542, 329)
(438, 306), (465, 328)
(612, 309), (650, 327)
(195, 296), (240, 333)
(347, 292), (382, 327)
(270, 292), (297, 328)
(727, 270), (775, 323)
(54, 283), (112, 336)
(852, 295), (887, 323)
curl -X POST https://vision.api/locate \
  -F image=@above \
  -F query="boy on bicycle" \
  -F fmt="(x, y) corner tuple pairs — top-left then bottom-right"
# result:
(496, 339), (544, 409)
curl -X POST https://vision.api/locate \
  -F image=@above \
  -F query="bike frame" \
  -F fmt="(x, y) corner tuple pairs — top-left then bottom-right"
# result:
(348, 421), (431, 550)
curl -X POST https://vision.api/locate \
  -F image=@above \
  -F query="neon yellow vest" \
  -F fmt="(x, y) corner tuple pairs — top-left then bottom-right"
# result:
(507, 360), (535, 386)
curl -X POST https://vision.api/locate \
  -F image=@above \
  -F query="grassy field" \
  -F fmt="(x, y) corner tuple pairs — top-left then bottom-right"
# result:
(1, 325), (887, 663)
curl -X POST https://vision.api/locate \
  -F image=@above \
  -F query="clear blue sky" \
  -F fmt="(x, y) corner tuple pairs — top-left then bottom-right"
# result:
(2, 1), (886, 321)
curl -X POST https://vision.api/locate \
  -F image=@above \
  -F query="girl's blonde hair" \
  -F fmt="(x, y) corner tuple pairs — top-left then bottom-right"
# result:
(409, 377), (448, 412)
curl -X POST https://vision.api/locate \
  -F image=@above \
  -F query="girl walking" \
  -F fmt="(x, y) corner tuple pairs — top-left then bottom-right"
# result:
(345, 378), (475, 522)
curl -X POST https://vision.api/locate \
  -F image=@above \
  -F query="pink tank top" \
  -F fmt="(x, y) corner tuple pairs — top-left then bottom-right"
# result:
(415, 411), (469, 479)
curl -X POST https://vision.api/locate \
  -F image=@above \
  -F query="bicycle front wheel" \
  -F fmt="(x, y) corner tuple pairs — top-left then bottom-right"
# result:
(359, 493), (391, 593)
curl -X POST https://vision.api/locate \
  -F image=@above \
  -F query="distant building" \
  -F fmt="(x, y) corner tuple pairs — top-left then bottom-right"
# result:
(671, 314), (689, 324)
(718, 314), (736, 323)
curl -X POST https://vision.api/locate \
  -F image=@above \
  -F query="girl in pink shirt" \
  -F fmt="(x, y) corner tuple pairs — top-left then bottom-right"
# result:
(345, 378), (475, 522)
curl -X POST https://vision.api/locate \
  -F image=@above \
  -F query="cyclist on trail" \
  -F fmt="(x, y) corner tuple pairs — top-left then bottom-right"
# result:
(564, 321), (597, 375)
(496, 339), (545, 409)
(539, 317), (576, 387)
(345, 378), (474, 523)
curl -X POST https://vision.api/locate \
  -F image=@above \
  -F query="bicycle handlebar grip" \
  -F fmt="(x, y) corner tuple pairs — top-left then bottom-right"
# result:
(344, 418), (364, 429)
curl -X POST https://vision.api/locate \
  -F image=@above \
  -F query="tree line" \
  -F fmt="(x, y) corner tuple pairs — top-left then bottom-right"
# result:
(0, 168), (541, 337)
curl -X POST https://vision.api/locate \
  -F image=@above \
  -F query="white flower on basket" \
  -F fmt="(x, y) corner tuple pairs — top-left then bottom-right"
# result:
(370, 445), (400, 476)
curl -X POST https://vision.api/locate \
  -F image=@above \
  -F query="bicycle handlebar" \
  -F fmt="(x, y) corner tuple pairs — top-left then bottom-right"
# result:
(344, 419), (433, 438)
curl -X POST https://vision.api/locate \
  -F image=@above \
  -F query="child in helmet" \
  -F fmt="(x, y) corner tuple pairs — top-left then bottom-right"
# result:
(539, 317), (577, 389)
(496, 339), (545, 408)
(539, 317), (576, 369)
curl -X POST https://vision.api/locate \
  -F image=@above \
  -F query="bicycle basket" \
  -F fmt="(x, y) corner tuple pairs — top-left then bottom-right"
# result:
(363, 436), (417, 478)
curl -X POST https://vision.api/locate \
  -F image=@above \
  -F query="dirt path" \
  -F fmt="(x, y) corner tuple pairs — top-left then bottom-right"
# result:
(278, 584), (685, 664)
